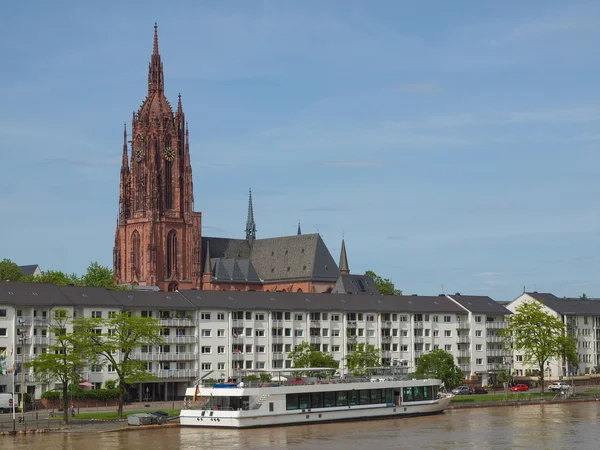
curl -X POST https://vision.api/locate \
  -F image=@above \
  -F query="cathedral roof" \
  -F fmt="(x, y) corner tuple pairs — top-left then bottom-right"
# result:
(202, 233), (340, 283)
(210, 258), (261, 284)
(331, 274), (380, 295)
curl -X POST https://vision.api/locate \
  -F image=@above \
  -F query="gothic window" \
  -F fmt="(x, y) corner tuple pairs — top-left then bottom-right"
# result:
(167, 229), (177, 278)
(132, 230), (141, 278)
(165, 158), (173, 209)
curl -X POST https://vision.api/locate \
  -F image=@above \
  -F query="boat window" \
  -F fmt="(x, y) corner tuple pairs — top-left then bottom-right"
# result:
(286, 394), (299, 410)
(370, 389), (381, 404)
(311, 392), (323, 409)
(403, 386), (436, 402)
(348, 390), (358, 406)
(385, 389), (394, 405)
(298, 393), (310, 410)
(359, 390), (370, 405)
(336, 391), (348, 407)
(269, 402), (274, 412)
(323, 392), (335, 408)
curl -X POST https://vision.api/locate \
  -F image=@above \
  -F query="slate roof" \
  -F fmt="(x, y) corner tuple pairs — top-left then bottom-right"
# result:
(18, 265), (40, 277)
(110, 289), (196, 310)
(446, 295), (512, 315)
(526, 292), (600, 315)
(211, 258), (261, 283)
(179, 290), (466, 313)
(202, 233), (340, 283)
(0, 282), (72, 307)
(331, 274), (380, 295)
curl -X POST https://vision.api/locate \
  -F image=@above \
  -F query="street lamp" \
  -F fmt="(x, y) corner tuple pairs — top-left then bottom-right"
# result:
(17, 322), (27, 424)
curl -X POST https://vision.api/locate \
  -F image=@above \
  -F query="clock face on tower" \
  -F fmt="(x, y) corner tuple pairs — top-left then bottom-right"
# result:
(134, 148), (143, 163)
(164, 147), (175, 162)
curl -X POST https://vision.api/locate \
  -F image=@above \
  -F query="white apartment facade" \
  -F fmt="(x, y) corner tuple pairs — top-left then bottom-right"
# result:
(0, 283), (512, 401)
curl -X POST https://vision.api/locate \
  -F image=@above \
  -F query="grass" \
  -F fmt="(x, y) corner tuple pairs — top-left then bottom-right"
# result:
(451, 392), (562, 403)
(72, 409), (180, 421)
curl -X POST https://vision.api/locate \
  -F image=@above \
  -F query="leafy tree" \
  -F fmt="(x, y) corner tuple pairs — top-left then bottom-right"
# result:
(499, 300), (577, 394)
(345, 343), (382, 377)
(23, 270), (79, 286)
(364, 270), (402, 295)
(288, 342), (338, 378)
(26, 309), (87, 424)
(415, 349), (463, 388)
(580, 293), (589, 300)
(0, 258), (23, 281)
(76, 312), (163, 418)
(81, 262), (123, 290)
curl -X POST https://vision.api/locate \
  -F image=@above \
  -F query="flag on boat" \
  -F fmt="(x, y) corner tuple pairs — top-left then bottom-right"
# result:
(193, 385), (199, 401)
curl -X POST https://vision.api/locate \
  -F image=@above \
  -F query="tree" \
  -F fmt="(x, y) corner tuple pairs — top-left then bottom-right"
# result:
(288, 342), (338, 378)
(580, 293), (589, 300)
(415, 349), (463, 388)
(499, 300), (577, 394)
(81, 262), (123, 290)
(26, 309), (87, 424)
(23, 270), (79, 286)
(0, 258), (23, 281)
(364, 270), (402, 295)
(76, 312), (163, 418)
(345, 343), (382, 377)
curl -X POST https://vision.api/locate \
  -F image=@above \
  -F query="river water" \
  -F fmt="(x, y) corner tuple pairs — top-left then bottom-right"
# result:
(4, 402), (600, 449)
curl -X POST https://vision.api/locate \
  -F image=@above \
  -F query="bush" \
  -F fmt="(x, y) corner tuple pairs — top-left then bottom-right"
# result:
(40, 388), (119, 401)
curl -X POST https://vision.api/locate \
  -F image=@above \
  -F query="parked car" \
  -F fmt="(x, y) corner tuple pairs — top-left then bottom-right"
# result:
(451, 386), (470, 395)
(548, 382), (570, 392)
(469, 386), (488, 395)
(509, 384), (529, 392)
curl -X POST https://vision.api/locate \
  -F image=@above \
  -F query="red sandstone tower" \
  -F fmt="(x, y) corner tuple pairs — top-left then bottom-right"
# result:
(113, 24), (201, 291)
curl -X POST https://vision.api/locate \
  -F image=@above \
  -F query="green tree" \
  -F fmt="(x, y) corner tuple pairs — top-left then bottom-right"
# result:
(345, 343), (382, 377)
(76, 312), (163, 418)
(415, 349), (463, 388)
(288, 342), (338, 378)
(0, 258), (23, 281)
(26, 309), (87, 424)
(364, 270), (402, 295)
(580, 293), (589, 300)
(499, 300), (577, 394)
(23, 270), (79, 286)
(81, 261), (124, 290)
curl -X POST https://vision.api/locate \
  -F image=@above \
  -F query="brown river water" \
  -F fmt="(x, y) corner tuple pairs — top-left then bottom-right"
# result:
(4, 402), (600, 449)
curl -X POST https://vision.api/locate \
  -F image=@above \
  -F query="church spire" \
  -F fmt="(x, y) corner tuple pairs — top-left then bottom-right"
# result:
(297, 220), (302, 235)
(245, 188), (257, 242)
(177, 93), (183, 114)
(339, 238), (350, 275)
(148, 22), (164, 93)
(121, 123), (129, 173)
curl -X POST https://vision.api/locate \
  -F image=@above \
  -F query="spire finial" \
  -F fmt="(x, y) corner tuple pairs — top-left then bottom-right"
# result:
(148, 23), (164, 93)
(153, 22), (159, 55)
(339, 238), (350, 275)
(121, 122), (129, 172)
(177, 93), (182, 113)
(297, 220), (302, 235)
(245, 188), (257, 242)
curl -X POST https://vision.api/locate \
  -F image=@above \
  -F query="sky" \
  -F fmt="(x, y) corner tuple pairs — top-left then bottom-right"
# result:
(1, 0), (600, 301)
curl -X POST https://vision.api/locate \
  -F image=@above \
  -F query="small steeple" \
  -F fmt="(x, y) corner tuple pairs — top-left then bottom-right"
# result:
(148, 22), (164, 93)
(203, 241), (212, 276)
(339, 238), (350, 275)
(177, 93), (183, 114)
(297, 220), (302, 235)
(121, 123), (129, 173)
(245, 188), (257, 242)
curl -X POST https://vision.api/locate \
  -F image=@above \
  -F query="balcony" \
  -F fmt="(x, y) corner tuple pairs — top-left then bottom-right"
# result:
(486, 349), (508, 357)
(159, 318), (196, 327)
(456, 322), (470, 330)
(162, 336), (197, 344)
(382, 351), (392, 359)
(347, 335), (357, 341)
(310, 336), (321, 344)
(457, 350), (470, 358)
(381, 321), (392, 329)
(414, 350), (424, 358)
(487, 363), (504, 372)
(272, 352), (284, 360)
(458, 336), (470, 343)
(486, 335), (502, 343)
(310, 320), (321, 327)
(381, 335), (392, 341)
(347, 321), (357, 327)
(485, 321), (508, 329)
(150, 369), (198, 379)
(232, 319), (244, 327)
(31, 336), (51, 345)
(232, 352), (244, 361)
(413, 336), (424, 343)
(271, 335), (283, 344)
(413, 321), (424, 329)
(459, 364), (471, 372)
(232, 335), (245, 343)
(130, 352), (196, 361)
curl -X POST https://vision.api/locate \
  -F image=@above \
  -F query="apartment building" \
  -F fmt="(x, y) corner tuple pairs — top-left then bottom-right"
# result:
(509, 292), (600, 378)
(0, 283), (511, 400)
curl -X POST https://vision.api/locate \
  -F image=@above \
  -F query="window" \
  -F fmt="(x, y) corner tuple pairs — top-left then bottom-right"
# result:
(476, 344), (482, 351)
(444, 330), (452, 337)
(332, 329), (340, 337)
(108, 329), (116, 336)
(322, 328), (329, 337)
(217, 313), (225, 321)
(285, 312), (291, 321)
(332, 315), (340, 321)
(294, 314), (303, 321)
(218, 362), (225, 370)
(295, 330), (304, 337)
(141, 311), (152, 318)
(201, 346), (211, 354)
(358, 313), (364, 321)
(0, 329), (6, 337)
(141, 345), (152, 353)
(246, 312), (252, 320)
(217, 329), (225, 337)
(367, 330), (375, 337)
(284, 328), (291, 337)
(322, 344), (329, 352)
(425, 344), (431, 351)
(256, 346), (265, 353)
(476, 359), (483, 365)
(246, 328), (253, 336)
(392, 344), (398, 351)
(475, 316), (482, 323)
(332, 345), (340, 352)
(366, 315), (375, 322)
(201, 313), (211, 320)
(255, 313), (265, 321)
(108, 311), (116, 318)
(246, 361), (253, 369)
(92, 311), (102, 318)
(401, 330), (408, 337)
(108, 365), (116, 373)
(257, 362), (265, 369)
(444, 316), (451, 323)
(201, 329), (211, 337)
(424, 329), (430, 337)
(444, 345), (452, 351)
(400, 345), (408, 352)
(245, 344), (253, 353)
(0, 310), (6, 317)
(358, 328), (364, 337)
(432, 316), (438, 322)
(255, 329), (265, 337)
(201, 363), (212, 370)
(475, 330), (482, 337)
(160, 328), (170, 336)
(516, 355), (523, 362)
(217, 346), (225, 354)
(322, 313), (328, 320)
(399, 315), (408, 322)
(93, 329), (102, 335)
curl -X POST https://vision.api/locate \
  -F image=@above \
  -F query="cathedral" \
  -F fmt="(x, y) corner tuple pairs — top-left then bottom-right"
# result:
(113, 25), (376, 295)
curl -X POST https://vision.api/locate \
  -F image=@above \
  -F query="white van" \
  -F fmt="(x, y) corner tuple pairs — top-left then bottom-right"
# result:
(0, 393), (15, 413)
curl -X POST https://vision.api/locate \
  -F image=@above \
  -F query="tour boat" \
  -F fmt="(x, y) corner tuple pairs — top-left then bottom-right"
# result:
(180, 369), (453, 428)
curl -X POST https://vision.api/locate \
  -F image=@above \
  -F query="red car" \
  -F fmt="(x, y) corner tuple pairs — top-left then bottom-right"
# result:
(509, 384), (529, 392)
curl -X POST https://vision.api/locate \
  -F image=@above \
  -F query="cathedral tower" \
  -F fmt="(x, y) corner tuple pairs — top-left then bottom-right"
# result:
(113, 24), (202, 291)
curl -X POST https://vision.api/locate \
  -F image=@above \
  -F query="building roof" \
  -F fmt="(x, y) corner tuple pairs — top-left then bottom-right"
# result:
(526, 292), (600, 315)
(202, 233), (340, 283)
(0, 282), (72, 307)
(211, 258), (261, 284)
(446, 294), (512, 315)
(179, 290), (466, 313)
(110, 289), (196, 310)
(18, 265), (40, 277)
(331, 274), (380, 295)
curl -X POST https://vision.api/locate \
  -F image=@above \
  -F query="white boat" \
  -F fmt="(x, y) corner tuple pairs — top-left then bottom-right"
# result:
(180, 368), (453, 428)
